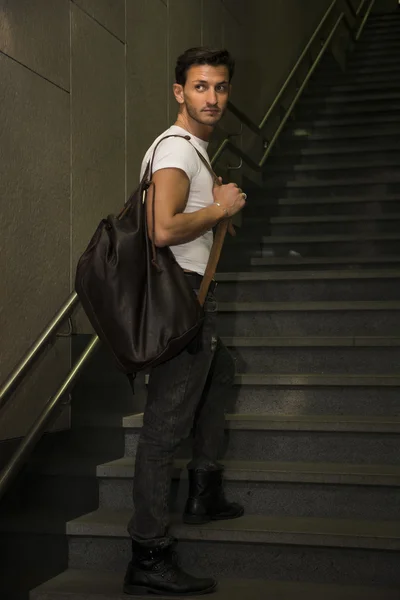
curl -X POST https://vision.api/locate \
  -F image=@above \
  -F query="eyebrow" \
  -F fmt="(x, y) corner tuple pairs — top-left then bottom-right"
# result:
(192, 80), (229, 85)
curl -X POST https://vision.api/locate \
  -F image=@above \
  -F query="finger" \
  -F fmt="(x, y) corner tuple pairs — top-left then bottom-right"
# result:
(228, 222), (236, 237)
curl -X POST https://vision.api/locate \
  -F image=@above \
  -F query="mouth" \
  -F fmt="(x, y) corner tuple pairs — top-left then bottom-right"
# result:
(203, 109), (220, 114)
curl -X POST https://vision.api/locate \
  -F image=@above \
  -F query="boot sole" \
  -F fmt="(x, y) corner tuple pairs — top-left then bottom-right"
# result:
(123, 582), (218, 596)
(183, 508), (245, 525)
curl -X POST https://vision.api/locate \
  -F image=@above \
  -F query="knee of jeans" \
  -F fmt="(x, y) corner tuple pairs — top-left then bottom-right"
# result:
(140, 418), (192, 454)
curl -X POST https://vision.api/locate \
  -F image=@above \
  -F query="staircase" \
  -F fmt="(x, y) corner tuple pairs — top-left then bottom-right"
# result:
(10, 9), (400, 600)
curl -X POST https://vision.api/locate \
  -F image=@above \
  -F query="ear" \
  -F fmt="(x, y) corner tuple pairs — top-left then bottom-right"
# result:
(173, 83), (184, 105)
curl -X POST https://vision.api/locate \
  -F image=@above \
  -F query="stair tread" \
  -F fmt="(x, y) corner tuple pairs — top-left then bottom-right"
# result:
(277, 144), (400, 156)
(267, 175), (400, 188)
(260, 232), (400, 243)
(302, 91), (400, 104)
(220, 335), (400, 346)
(218, 300), (400, 311)
(236, 373), (400, 387)
(216, 269), (400, 281)
(97, 456), (400, 485)
(66, 508), (400, 549)
(284, 128), (400, 141)
(123, 412), (400, 430)
(273, 194), (400, 205)
(250, 255), (400, 266)
(270, 160), (400, 172)
(270, 214), (400, 224)
(30, 569), (400, 600)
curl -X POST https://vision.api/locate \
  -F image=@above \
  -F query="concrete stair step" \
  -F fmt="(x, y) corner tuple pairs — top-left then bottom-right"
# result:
(245, 194), (400, 217)
(249, 254), (400, 268)
(66, 510), (400, 585)
(124, 412), (400, 432)
(297, 100), (400, 118)
(216, 300), (400, 336)
(311, 80), (400, 94)
(354, 49), (400, 63)
(285, 114), (400, 130)
(281, 126), (400, 145)
(97, 456), (400, 486)
(366, 14), (400, 26)
(362, 29), (400, 41)
(264, 173), (400, 191)
(350, 54), (400, 69)
(268, 159), (400, 174)
(30, 569), (400, 600)
(228, 344), (400, 375)
(67, 508), (400, 551)
(357, 40), (400, 53)
(266, 214), (400, 236)
(301, 91), (400, 105)
(267, 164), (400, 184)
(220, 235), (400, 265)
(347, 63), (400, 76)
(215, 269), (400, 302)
(317, 71), (400, 87)
(123, 412), (400, 463)
(97, 457), (400, 519)
(257, 232), (400, 244)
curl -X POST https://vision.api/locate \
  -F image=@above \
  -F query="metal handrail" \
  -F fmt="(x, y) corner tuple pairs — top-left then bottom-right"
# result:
(0, 292), (79, 411)
(259, 0), (338, 130)
(356, 0), (375, 40)
(0, 0), (374, 501)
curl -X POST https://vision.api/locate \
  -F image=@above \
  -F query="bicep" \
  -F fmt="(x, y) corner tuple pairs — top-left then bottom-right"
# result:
(146, 167), (190, 242)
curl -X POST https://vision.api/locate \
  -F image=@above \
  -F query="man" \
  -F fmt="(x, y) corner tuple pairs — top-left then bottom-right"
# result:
(124, 47), (246, 596)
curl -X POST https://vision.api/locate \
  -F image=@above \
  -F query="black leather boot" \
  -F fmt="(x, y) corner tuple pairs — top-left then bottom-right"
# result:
(123, 540), (217, 596)
(183, 469), (244, 525)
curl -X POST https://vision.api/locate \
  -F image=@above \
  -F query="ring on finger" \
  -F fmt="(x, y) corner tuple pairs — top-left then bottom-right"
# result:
(242, 192), (247, 200)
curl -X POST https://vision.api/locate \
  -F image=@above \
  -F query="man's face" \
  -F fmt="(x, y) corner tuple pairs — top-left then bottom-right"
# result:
(175, 64), (231, 126)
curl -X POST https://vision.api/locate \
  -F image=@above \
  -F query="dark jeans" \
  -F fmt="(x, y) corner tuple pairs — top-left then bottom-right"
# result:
(127, 292), (235, 548)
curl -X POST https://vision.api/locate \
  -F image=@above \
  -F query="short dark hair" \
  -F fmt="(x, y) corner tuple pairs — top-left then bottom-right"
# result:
(175, 47), (235, 86)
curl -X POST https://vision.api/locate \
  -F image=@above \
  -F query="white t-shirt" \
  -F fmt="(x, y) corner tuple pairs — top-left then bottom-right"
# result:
(140, 125), (214, 276)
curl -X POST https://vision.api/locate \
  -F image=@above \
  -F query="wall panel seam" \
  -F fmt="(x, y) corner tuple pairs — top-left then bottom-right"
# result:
(124, 0), (127, 201)
(0, 50), (69, 94)
(70, 0), (125, 44)
(69, 0), (73, 292)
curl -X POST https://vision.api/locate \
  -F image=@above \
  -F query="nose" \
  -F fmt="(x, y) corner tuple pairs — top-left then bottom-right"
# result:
(206, 88), (218, 106)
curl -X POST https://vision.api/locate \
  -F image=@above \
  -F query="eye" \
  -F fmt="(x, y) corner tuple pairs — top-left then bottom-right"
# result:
(195, 84), (206, 91)
(216, 84), (228, 93)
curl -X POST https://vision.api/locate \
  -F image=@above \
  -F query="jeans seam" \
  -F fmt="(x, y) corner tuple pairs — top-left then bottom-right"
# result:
(160, 349), (195, 534)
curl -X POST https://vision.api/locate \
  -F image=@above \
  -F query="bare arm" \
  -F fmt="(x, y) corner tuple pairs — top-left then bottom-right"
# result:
(146, 167), (227, 247)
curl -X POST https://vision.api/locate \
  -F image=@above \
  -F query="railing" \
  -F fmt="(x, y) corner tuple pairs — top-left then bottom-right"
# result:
(0, 0), (375, 500)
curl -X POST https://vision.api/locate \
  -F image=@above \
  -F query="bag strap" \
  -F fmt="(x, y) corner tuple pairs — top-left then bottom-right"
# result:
(146, 133), (230, 307)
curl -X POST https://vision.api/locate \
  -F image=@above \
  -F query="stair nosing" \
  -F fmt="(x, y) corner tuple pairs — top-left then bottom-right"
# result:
(260, 232), (400, 243)
(268, 214), (400, 224)
(96, 457), (400, 487)
(250, 255), (400, 266)
(123, 411), (400, 430)
(273, 194), (400, 206)
(218, 300), (400, 311)
(266, 176), (400, 189)
(219, 335), (400, 347)
(29, 569), (400, 600)
(65, 508), (400, 550)
(216, 269), (400, 281)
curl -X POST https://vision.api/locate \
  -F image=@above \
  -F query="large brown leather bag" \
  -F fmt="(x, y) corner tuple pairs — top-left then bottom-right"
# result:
(75, 135), (228, 375)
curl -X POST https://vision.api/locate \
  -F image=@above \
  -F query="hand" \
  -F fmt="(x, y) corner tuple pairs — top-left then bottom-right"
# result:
(213, 182), (246, 218)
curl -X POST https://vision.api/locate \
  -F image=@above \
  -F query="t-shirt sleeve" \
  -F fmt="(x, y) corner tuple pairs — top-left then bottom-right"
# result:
(151, 137), (200, 181)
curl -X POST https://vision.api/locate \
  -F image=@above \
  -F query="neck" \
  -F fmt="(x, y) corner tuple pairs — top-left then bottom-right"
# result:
(174, 112), (213, 142)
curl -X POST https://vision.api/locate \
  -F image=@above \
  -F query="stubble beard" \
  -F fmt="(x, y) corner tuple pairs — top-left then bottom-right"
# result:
(185, 100), (224, 127)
